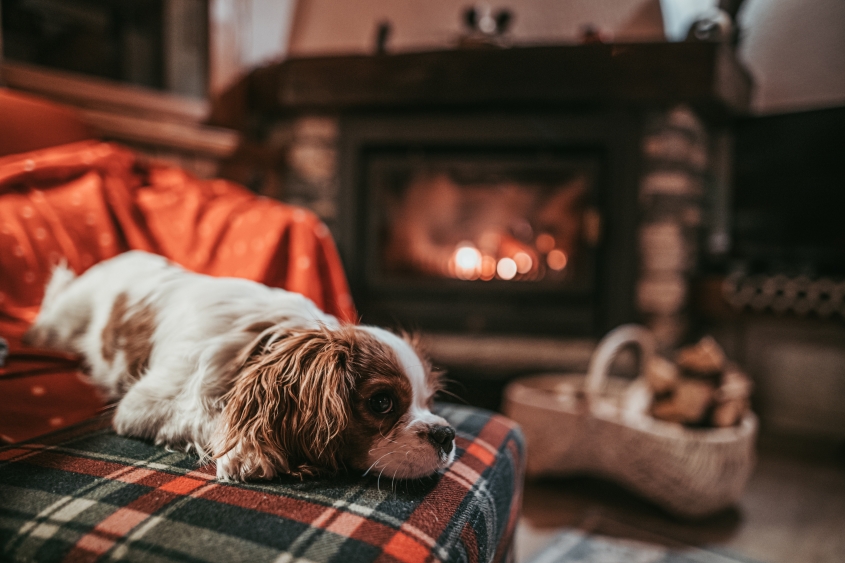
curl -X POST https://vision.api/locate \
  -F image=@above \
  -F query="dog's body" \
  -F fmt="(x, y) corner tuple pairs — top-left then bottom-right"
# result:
(25, 251), (455, 481)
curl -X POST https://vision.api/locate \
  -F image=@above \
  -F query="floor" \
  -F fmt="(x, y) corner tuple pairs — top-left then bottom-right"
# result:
(514, 447), (845, 563)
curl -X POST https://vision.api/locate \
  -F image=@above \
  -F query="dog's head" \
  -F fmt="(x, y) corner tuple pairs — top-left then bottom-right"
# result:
(214, 324), (455, 481)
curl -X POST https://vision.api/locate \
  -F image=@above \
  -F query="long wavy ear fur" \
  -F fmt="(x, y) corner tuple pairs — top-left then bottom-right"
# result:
(216, 326), (355, 480)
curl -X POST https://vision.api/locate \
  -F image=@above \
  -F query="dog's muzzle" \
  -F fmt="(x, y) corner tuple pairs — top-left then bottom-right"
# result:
(428, 424), (455, 455)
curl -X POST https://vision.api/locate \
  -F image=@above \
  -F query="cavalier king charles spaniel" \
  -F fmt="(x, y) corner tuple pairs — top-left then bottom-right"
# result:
(25, 251), (456, 481)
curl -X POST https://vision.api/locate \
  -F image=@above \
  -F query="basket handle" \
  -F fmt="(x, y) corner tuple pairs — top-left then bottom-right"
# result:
(585, 324), (656, 397)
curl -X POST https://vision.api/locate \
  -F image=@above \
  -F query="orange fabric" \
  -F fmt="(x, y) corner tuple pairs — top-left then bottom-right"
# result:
(0, 140), (356, 442)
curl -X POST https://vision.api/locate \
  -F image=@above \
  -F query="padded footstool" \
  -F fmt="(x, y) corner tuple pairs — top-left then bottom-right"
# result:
(0, 405), (524, 563)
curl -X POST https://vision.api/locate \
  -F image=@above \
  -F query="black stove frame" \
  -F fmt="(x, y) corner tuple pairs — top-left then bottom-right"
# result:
(337, 111), (641, 337)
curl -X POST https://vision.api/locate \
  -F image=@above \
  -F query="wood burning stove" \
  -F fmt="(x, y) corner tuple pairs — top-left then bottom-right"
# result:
(210, 42), (751, 345)
(337, 112), (641, 336)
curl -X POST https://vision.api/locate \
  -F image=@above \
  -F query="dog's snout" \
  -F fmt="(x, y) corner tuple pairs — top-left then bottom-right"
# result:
(428, 425), (455, 454)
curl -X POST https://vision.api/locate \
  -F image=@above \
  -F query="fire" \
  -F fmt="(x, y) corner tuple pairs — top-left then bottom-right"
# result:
(447, 238), (550, 281)
(536, 233), (555, 253)
(383, 171), (588, 283)
(547, 249), (568, 271)
(496, 257), (517, 280)
(451, 244), (483, 280)
(513, 251), (533, 274)
(481, 256), (497, 280)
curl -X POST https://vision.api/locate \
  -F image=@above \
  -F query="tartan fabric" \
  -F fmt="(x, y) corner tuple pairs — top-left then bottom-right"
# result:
(0, 404), (524, 563)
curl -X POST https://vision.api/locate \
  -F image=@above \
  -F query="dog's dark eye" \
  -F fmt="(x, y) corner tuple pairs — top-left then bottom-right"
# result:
(369, 393), (394, 415)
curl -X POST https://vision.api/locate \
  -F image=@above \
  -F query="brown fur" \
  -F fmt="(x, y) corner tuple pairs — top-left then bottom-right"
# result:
(67, 305), (92, 343)
(340, 334), (413, 471)
(101, 292), (157, 392)
(22, 306), (90, 351)
(216, 325), (412, 480)
(21, 325), (57, 348)
(101, 293), (128, 363)
(245, 321), (280, 334)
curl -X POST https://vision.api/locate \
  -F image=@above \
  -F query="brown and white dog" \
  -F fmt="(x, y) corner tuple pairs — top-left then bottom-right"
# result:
(24, 251), (455, 481)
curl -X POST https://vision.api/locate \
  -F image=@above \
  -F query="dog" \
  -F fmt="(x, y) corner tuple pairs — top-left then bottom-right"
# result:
(24, 251), (456, 481)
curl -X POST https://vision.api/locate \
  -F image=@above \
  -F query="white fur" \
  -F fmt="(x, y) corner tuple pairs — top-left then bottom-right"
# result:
(27, 251), (455, 480)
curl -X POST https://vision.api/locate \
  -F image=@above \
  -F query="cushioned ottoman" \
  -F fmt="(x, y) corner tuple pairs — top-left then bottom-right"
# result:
(0, 405), (524, 563)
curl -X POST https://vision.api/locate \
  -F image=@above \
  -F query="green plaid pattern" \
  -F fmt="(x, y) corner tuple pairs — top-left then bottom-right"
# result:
(0, 405), (524, 563)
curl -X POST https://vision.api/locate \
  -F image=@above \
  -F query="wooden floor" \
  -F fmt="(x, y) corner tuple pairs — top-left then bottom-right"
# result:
(514, 447), (845, 563)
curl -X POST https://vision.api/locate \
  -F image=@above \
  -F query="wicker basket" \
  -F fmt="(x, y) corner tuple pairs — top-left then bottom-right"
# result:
(503, 324), (757, 518)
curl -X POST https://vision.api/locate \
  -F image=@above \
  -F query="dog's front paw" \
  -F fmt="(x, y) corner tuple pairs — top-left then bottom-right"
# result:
(214, 445), (281, 482)
(215, 451), (240, 481)
(112, 412), (135, 437)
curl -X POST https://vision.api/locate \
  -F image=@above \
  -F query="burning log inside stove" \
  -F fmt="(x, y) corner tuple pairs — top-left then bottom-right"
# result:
(382, 171), (596, 282)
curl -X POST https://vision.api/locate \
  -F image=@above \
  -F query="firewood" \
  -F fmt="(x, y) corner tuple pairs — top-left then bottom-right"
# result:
(715, 364), (753, 402)
(676, 336), (726, 376)
(651, 379), (715, 424)
(646, 354), (680, 394)
(712, 398), (748, 427)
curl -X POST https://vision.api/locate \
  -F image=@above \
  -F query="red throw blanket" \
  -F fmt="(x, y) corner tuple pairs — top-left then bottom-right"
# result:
(0, 140), (356, 442)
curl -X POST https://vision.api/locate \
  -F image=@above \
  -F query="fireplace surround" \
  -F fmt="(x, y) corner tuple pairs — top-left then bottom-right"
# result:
(337, 112), (640, 336)
(212, 42), (751, 352)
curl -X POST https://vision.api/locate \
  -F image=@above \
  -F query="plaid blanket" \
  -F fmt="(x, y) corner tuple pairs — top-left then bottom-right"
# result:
(0, 405), (524, 563)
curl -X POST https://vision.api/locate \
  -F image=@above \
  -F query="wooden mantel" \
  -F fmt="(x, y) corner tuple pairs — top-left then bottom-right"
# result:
(210, 42), (752, 127)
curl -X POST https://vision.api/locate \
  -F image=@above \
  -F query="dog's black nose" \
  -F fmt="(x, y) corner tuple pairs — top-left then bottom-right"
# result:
(428, 425), (455, 454)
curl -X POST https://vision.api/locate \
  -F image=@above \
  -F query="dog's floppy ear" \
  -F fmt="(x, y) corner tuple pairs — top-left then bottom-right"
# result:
(215, 326), (355, 480)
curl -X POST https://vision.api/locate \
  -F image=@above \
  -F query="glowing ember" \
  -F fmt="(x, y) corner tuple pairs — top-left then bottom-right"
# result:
(481, 255), (497, 280)
(497, 257), (517, 280)
(535, 233), (555, 254)
(547, 249), (568, 271)
(452, 244), (482, 279)
(455, 246), (481, 269)
(382, 169), (591, 284)
(514, 251), (533, 274)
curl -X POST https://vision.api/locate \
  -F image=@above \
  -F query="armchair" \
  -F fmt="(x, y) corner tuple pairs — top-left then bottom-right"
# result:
(0, 89), (525, 563)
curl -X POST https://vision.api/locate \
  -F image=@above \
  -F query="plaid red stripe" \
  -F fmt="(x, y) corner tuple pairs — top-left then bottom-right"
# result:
(0, 404), (524, 563)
